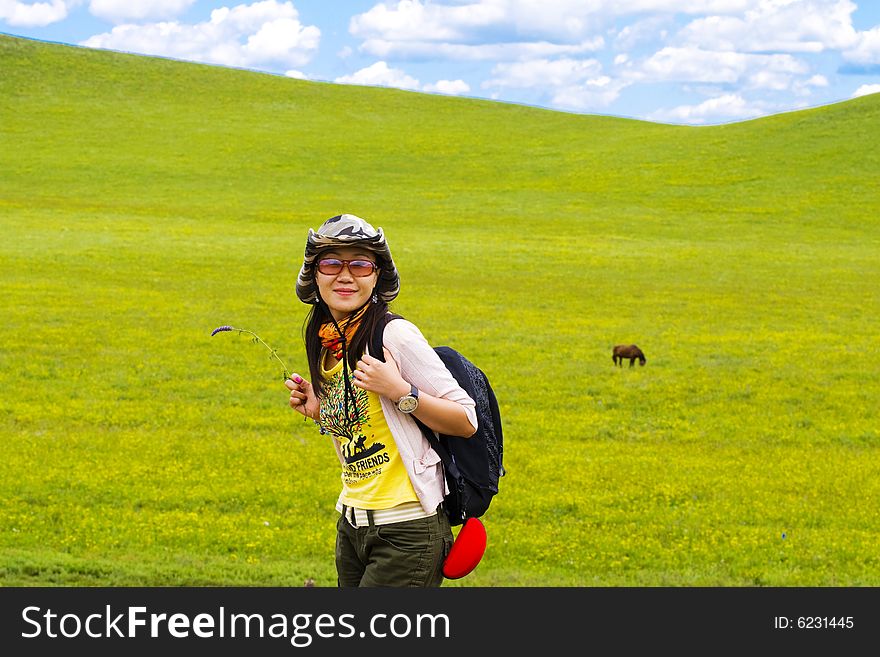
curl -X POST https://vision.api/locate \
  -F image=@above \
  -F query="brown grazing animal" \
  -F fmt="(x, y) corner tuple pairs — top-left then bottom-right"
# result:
(613, 344), (646, 367)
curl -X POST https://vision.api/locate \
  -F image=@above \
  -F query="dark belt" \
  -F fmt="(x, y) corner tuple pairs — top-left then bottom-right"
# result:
(341, 504), (375, 528)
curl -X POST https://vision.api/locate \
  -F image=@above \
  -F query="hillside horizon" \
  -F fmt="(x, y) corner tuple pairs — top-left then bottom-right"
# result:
(3, 31), (879, 129)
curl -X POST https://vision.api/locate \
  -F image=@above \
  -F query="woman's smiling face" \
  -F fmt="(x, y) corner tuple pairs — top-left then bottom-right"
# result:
(315, 246), (379, 320)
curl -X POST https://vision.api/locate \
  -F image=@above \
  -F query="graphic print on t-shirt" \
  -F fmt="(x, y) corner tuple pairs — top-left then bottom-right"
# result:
(321, 369), (388, 473)
(342, 432), (386, 465)
(320, 358), (418, 505)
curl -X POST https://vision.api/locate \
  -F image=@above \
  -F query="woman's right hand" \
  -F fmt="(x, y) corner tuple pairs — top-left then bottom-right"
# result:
(285, 374), (320, 421)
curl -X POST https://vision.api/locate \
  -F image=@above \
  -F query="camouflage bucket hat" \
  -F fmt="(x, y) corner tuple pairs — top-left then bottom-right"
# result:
(296, 214), (400, 304)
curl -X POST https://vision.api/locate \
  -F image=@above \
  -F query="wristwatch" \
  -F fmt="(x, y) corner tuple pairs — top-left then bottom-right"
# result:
(396, 384), (419, 414)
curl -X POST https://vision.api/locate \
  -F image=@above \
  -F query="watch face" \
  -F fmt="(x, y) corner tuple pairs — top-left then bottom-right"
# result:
(397, 396), (418, 413)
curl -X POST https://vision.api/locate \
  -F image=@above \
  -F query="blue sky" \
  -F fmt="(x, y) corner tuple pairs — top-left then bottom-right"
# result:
(3, 0), (880, 124)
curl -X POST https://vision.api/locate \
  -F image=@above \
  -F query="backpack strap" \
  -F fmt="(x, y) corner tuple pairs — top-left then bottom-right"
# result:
(412, 414), (469, 521)
(369, 311), (403, 362)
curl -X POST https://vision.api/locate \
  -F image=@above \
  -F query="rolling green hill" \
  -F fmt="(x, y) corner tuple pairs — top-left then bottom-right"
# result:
(2, 34), (879, 586)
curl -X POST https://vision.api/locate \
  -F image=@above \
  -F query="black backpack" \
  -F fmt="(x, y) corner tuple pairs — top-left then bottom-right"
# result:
(370, 314), (505, 526)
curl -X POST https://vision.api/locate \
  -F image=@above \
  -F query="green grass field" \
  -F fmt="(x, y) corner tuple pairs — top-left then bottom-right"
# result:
(2, 34), (879, 586)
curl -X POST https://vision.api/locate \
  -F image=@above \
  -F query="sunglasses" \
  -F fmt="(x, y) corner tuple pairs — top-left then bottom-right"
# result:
(316, 258), (377, 277)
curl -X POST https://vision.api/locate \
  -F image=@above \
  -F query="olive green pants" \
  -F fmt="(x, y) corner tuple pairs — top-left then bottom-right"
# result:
(335, 508), (453, 587)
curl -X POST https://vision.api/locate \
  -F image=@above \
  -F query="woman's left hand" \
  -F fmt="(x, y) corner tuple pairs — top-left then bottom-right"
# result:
(353, 348), (411, 401)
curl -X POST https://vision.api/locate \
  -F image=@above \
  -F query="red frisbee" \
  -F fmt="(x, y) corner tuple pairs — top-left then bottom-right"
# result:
(442, 517), (487, 579)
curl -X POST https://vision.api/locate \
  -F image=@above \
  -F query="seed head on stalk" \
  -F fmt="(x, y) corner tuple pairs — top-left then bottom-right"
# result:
(211, 325), (291, 381)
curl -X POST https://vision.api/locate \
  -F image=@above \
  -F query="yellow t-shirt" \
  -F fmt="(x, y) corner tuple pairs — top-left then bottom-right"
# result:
(320, 354), (419, 509)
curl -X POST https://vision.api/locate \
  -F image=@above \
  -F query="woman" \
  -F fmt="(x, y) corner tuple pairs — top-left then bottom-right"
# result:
(284, 214), (477, 587)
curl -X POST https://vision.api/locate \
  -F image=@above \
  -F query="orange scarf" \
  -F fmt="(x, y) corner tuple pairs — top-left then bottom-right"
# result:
(318, 304), (369, 360)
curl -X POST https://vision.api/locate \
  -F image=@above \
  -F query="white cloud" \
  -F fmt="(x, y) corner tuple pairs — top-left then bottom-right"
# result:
(613, 16), (672, 51)
(350, 1), (757, 46)
(89, 0), (195, 24)
(0, 0), (69, 27)
(284, 68), (307, 79)
(347, 1), (830, 117)
(796, 73), (828, 93)
(334, 61), (471, 96)
(615, 1), (752, 9)
(649, 93), (765, 124)
(746, 69), (792, 90)
(245, 15), (313, 61)
(80, 1), (320, 70)
(483, 57), (628, 110)
(639, 46), (808, 84)
(423, 78), (470, 94)
(346, 0), (856, 118)
(852, 83), (880, 97)
(483, 57), (603, 89)
(349, 0), (880, 81)
(677, 0), (859, 53)
(843, 26), (880, 65)
(349, 0), (505, 42)
(359, 38), (603, 61)
(335, 61), (421, 90)
(551, 76), (630, 110)
(636, 45), (834, 101)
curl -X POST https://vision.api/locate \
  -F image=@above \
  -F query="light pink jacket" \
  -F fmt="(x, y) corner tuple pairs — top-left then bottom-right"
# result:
(330, 318), (478, 515)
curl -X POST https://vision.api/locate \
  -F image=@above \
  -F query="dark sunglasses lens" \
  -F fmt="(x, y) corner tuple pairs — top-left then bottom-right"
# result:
(317, 259), (343, 274)
(349, 260), (376, 276)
